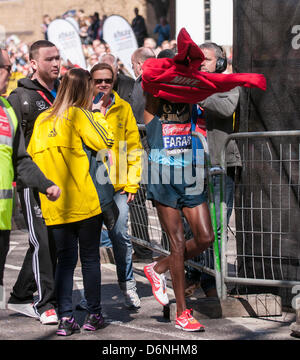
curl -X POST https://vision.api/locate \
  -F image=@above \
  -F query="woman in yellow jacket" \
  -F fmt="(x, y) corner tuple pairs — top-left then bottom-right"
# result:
(27, 68), (114, 336)
(90, 63), (143, 309)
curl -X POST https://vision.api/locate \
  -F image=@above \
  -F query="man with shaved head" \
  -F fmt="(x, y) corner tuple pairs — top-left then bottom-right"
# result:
(130, 47), (155, 126)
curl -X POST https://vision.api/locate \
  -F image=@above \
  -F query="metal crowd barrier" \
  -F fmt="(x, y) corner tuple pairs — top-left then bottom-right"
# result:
(129, 126), (222, 296)
(130, 127), (300, 305)
(219, 130), (300, 301)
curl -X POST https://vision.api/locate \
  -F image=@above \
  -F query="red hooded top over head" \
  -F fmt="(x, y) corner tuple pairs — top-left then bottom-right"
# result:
(141, 28), (266, 103)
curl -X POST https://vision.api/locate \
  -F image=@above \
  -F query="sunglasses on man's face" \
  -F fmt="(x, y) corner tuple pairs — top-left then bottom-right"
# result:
(0, 65), (12, 73)
(93, 78), (113, 85)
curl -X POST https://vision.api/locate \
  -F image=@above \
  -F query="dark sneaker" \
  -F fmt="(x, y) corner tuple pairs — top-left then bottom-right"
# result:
(83, 313), (105, 331)
(56, 316), (80, 336)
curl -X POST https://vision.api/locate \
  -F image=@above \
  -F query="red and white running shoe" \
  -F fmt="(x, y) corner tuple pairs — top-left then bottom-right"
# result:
(144, 262), (169, 306)
(40, 309), (58, 325)
(175, 309), (205, 332)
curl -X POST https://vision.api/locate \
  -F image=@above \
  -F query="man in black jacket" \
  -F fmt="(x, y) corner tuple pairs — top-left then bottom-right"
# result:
(0, 48), (60, 309)
(7, 40), (61, 324)
(129, 47), (156, 261)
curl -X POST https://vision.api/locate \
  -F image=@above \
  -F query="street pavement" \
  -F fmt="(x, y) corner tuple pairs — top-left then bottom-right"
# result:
(0, 229), (299, 349)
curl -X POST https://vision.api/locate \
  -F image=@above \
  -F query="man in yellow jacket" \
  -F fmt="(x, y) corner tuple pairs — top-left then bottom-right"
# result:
(90, 63), (143, 310)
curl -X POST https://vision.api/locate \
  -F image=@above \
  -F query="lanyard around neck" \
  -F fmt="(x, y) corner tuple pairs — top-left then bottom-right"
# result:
(36, 90), (53, 106)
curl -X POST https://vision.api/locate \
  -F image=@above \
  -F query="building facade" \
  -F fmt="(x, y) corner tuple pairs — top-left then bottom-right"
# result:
(0, 0), (155, 44)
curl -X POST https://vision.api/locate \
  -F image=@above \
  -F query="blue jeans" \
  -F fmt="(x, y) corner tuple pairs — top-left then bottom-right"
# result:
(48, 215), (103, 318)
(100, 229), (112, 247)
(108, 191), (136, 291)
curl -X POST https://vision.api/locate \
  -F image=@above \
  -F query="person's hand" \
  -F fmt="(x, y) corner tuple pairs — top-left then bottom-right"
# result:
(46, 185), (61, 201)
(92, 98), (104, 112)
(120, 190), (135, 203)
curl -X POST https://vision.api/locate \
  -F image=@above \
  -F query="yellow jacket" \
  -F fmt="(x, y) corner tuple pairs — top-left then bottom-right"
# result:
(27, 106), (114, 226)
(107, 91), (142, 193)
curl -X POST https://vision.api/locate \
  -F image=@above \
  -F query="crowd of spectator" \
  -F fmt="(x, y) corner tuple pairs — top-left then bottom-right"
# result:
(3, 8), (178, 96)
(3, 7), (233, 98)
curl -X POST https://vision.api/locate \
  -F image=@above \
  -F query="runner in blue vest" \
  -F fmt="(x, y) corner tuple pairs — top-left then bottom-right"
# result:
(143, 92), (214, 332)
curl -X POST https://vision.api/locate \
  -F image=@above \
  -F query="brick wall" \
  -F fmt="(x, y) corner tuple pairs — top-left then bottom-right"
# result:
(0, 0), (154, 44)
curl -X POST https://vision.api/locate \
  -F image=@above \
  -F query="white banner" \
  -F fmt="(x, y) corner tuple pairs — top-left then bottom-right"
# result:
(103, 15), (138, 78)
(47, 18), (86, 69)
(65, 17), (80, 33)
